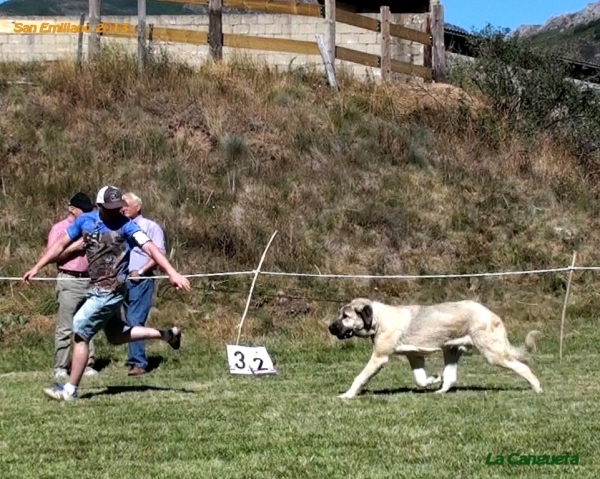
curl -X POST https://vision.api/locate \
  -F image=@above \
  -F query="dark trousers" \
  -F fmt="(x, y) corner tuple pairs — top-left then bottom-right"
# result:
(124, 278), (155, 370)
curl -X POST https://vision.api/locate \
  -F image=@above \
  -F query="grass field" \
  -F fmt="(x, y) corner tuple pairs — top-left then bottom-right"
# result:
(0, 320), (598, 479)
(2, 47), (600, 479)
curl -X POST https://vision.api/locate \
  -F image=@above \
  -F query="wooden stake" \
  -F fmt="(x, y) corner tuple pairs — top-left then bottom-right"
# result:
(316, 34), (338, 88)
(325, 0), (336, 77)
(88, 0), (101, 60)
(559, 251), (577, 361)
(76, 13), (85, 68)
(138, 0), (147, 72)
(380, 6), (391, 81)
(423, 13), (432, 76)
(431, 2), (446, 82)
(209, 0), (223, 61)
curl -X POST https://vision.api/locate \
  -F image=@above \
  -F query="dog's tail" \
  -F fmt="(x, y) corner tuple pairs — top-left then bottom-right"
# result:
(511, 330), (542, 363)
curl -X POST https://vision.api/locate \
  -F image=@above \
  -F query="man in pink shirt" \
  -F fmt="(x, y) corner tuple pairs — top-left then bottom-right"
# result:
(47, 193), (98, 379)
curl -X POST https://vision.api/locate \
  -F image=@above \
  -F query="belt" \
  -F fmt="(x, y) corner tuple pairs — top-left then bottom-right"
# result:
(58, 270), (89, 278)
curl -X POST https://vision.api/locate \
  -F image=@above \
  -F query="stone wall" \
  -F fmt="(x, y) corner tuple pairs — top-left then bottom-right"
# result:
(0, 13), (427, 79)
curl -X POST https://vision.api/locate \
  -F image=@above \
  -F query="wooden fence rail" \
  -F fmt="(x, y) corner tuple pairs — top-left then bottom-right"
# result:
(335, 9), (431, 46)
(224, 34), (319, 54)
(389, 22), (431, 45)
(104, 24), (432, 81)
(98, 0), (442, 82)
(335, 8), (379, 32)
(391, 58), (431, 80)
(160, 0), (323, 16)
(158, 0), (430, 46)
(335, 45), (380, 69)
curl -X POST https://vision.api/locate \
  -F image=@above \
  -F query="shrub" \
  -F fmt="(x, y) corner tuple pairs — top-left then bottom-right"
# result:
(449, 25), (600, 182)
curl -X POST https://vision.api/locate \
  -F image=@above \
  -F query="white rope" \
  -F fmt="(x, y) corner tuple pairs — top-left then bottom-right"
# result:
(5, 264), (600, 283)
(0, 271), (255, 281)
(258, 266), (572, 279)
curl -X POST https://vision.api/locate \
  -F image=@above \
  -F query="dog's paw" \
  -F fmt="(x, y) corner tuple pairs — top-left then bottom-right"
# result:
(338, 392), (355, 399)
(435, 382), (457, 394)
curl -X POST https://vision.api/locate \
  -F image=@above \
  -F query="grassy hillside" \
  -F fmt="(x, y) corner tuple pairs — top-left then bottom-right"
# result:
(1, 44), (600, 351)
(2, 36), (600, 478)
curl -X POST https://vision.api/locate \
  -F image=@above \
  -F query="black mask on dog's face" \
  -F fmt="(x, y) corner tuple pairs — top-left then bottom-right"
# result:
(328, 302), (374, 339)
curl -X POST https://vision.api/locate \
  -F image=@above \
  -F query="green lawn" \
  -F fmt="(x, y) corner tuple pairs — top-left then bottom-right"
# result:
(0, 328), (597, 479)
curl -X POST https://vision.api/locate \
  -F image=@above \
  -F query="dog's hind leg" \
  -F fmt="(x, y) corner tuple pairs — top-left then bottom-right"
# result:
(435, 346), (463, 394)
(496, 358), (542, 393)
(407, 354), (442, 389)
(479, 345), (543, 393)
(339, 352), (389, 399)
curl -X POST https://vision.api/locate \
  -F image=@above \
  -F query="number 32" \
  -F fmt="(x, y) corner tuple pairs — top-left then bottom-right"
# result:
(234, 351), (267, 371)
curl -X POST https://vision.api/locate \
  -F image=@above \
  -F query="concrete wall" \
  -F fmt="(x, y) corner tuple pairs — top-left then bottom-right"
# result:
(0, 13), (427, 79)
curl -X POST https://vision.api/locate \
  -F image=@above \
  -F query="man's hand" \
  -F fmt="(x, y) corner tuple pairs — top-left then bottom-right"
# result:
(22, 267), (40, 283)
(168, 271), (190, 291)
(72, 238), (85, 251)
(128, 270), (143, 283)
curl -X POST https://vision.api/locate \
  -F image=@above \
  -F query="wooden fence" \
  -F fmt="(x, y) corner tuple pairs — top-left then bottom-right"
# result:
(89, 0), (446, 83)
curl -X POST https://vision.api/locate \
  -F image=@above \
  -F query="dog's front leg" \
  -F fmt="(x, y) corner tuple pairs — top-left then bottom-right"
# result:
(407, 354), (441, 388)
(339, 353), (389, 399)
(435, 347), (463, 394)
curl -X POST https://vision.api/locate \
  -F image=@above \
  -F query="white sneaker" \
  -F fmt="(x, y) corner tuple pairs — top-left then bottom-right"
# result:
(43, 383), (77, 402)
(54, 368), (68, 379)
(84, 367), (98, 377)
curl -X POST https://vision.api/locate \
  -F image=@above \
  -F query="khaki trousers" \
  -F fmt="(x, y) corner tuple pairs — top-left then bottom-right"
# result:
(54, 272), (95, 370)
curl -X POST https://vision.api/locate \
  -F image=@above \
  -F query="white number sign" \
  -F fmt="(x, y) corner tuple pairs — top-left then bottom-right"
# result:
(226, 345), (277, 376)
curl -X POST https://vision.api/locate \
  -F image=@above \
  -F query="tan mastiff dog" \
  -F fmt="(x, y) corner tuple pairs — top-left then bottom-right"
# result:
(328, 298), (542, 399)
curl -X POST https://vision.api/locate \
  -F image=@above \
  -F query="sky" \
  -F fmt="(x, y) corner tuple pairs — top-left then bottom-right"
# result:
(444, 0), (594, 32)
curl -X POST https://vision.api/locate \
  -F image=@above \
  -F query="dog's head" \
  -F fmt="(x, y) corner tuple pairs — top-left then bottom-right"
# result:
(328, 298), (375, 340)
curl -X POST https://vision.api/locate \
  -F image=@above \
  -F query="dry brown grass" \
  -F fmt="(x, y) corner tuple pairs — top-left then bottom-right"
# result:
(1, 45), (600, 346)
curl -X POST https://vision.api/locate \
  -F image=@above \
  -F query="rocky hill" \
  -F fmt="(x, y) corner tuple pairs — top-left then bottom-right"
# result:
(513, 2), (600, 38)
(513, 2), (600, 64)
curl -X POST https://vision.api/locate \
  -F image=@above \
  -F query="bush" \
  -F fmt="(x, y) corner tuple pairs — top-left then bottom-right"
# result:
(449, 25), (600, 182)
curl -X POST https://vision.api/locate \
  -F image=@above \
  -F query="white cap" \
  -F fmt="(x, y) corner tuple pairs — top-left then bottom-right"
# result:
(96, 186), (126, 209)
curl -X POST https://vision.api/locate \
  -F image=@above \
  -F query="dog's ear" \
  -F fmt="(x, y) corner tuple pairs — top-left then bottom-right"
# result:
(356, 303), (373, 330)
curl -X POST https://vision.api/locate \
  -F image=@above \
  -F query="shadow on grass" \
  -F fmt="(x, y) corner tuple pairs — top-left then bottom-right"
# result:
(80, 384), (196, 399)
(90, 355), (165, 374)
(147, 356), (164, 373)
(366, 385), (523, 395)
(92, 358), (112, 373)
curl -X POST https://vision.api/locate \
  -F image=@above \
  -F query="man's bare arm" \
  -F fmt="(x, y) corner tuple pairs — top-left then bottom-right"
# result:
(23, 234), (73, 281)
(141, 241), (190, 290)
(55, 237), (85, 263)
(133, 224), (165, 276)
(133, 258), (158, 277)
